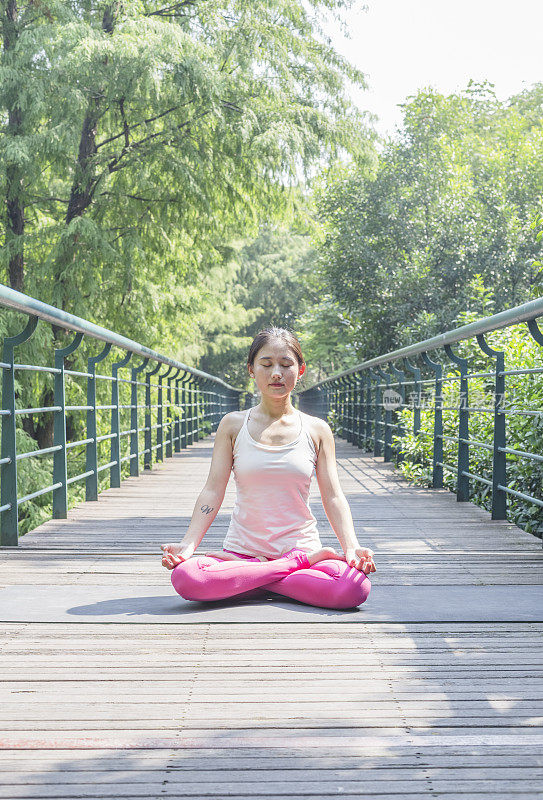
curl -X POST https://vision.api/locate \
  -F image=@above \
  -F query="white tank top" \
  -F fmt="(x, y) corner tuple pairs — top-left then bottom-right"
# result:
(222, 408), (322, 559)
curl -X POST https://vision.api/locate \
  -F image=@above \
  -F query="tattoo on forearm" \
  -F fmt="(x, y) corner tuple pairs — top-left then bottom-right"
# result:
(200, 504), (214, 515)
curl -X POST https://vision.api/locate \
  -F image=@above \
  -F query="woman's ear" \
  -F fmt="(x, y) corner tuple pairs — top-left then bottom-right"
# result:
(298, 363), (306, 377)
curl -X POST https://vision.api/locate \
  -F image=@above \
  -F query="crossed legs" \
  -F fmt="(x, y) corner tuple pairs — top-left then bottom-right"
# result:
(171, 549), (371, 610)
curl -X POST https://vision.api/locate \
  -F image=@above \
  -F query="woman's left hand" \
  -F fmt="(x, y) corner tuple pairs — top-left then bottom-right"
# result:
(344, 547), (376, 574)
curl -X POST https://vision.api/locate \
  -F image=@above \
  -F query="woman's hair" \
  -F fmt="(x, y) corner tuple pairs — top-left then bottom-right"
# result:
(247, 327), (305, 369)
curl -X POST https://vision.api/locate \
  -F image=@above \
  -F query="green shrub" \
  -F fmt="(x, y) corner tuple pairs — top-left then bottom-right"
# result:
(392, 323), (543, 538)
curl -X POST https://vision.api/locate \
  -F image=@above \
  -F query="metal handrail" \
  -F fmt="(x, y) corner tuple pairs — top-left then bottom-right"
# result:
(0, 284), (244, 545)
(304, 297), (543, 390)
(0, 284), (239, 391)
(298, 297), (543, 537)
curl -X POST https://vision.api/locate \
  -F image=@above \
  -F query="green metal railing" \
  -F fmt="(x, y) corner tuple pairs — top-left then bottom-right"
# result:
(0, 285), (243, 546)
(298, 298), (543, 536)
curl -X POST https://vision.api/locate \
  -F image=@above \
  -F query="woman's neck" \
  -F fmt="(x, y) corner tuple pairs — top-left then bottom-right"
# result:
(256, 397), (296, 421)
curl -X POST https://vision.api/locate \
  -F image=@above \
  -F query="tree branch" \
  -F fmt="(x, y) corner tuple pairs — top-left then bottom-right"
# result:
(95, 103), (191, 150)
(100, 191), (185, 203)
(26, 195), (69, 205)
(106, 108), (211, 174)
(119, 97), (130, 149)
(146, 0), (196, 17)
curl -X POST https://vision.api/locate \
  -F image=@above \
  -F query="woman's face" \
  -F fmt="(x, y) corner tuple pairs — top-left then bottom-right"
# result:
(248, 339), (305, 397)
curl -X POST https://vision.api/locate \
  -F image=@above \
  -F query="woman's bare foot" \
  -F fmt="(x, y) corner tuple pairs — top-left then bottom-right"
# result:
(307, 547), (346, 566)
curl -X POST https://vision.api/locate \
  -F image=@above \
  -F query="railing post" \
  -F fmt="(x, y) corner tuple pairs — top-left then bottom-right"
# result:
(166, 368), (181, 458)
(180, 372), (190, 448)
(318, 385), (324, 422)
(1, 315), (39, 545)
(130, 357), (149, 477)
(421, 351), (443, 489)
(350, 375), (359, 444)
(218, 387), (225, 430)
(476, 334), (507, 520)
(174, 373), (182, 452)
(526, 319), (543, 540)
(214, 385), (220, 431)
(145, 362), (161, 471)
(53, 331), (84, 518)
(403, 358), (421, 436)
(157, 366), (173, 462)
(209, 381), (217, 433)
(354, 373), (363, 448)
(371, 369), (382, 457)
(375, 367), (392, 462)
(347, 376), (354, 443)
(342, 376), (349, 437)
(110, 351), (132, 488)
(364, 372), (372, 451)
(332, 383), (338, 428)
(340, 376), (349, 437)
(343, 375), (352, 442)
(358, 372), (366, 446)
(194, 379), (201, 442)
(187, 377), (195, 445)
(204, 379), (212, 433)
(200, 380), (206, 438)
(86, 342), (112, 501)
(444, 344), (470, 502)
(195, 378), (202, 441)
(388, 362), (406, 463)
(213, 383), (218, 430)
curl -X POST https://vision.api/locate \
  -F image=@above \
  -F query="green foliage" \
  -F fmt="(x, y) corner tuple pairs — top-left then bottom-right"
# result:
(1, 0), (371, 356)
(313, 81), (543, 365)
(392, 317), (543, 537)
(198, 221), (322, 390)
(326, 407), (342, 436)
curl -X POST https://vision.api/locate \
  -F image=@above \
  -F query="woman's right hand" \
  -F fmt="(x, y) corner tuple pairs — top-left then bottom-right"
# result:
(160, 542), (195, 570)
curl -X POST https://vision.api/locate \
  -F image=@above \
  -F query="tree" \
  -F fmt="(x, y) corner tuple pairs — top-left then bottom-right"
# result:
(313, 81), (543, 363)
(0, 0), (373, 447)
(198, 223), (317, 388)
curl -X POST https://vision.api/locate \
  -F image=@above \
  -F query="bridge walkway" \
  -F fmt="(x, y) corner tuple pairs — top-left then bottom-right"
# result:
(0, 432), (542, 798)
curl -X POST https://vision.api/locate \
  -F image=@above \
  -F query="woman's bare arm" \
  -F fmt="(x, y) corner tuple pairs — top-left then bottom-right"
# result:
(314, 420), (360, 551)
(162, 413), (235, 562)
(314, 419), (376, 573)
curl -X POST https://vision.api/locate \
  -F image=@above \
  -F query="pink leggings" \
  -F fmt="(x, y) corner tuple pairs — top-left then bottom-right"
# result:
(171, 549), (371, 610)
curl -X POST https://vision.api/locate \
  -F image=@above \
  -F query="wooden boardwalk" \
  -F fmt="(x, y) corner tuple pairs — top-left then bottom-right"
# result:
(1, 432), (542, 798)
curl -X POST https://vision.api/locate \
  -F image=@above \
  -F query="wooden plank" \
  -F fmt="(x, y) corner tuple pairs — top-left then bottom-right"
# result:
(3, 686), (542, 700)
(0, 777), (541, 798)
(0, 791), (537, 800)
(2, 730), (543, 749)
(0, 768), (542, 784)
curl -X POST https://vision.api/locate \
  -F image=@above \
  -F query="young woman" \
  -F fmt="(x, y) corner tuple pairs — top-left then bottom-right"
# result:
(161, 327), (376, 610)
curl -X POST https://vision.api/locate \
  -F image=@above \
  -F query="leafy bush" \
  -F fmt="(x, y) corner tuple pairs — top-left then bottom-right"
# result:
(392, 321), (543, 538)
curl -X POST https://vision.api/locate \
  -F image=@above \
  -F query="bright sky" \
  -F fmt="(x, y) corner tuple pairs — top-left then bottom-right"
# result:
(326, 0), (543, 140)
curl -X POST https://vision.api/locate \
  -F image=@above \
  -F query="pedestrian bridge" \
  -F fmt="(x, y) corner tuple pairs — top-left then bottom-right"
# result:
(0, 285), (542, 798)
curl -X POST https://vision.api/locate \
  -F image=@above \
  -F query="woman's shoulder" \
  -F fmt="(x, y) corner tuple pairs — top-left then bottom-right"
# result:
(298, 410), (332, 457)
(219, 410), (246, 447)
